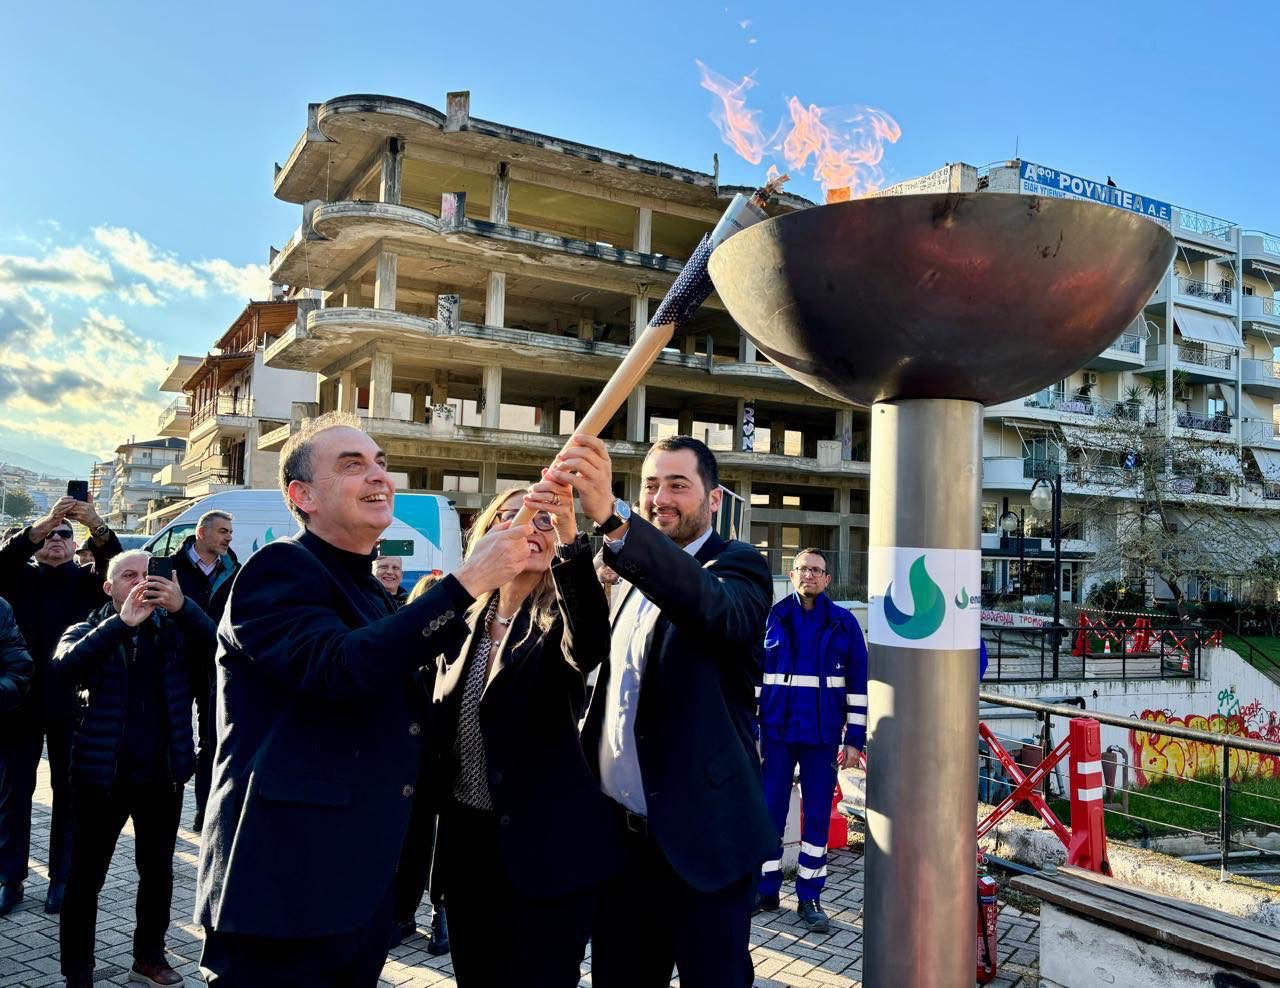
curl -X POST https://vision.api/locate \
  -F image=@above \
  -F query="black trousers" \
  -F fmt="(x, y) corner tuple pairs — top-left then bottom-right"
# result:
(60, 782), (183, 978)
(392, 781), (440, 926)
(591, 821), (756, 988)
(192, 682), (214, 826)
(0, 719), (74, 886)
(440, 802), (592, 988)
(200, 887), (395, 987)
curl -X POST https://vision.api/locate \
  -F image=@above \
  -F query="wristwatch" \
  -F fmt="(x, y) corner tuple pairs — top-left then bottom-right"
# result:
(593, 498), (632, 537)
(91, 523), (110, 541)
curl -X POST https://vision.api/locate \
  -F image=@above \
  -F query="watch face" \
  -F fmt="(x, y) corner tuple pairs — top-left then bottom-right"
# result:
(615, 499), (632, 521)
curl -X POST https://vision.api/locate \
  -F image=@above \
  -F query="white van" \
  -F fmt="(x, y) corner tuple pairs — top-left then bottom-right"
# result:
(143, 489), (463, 591)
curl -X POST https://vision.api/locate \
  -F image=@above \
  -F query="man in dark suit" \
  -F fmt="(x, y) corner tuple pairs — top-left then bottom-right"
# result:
(549, 433), (775, 987)
(195, 412), (536, 985)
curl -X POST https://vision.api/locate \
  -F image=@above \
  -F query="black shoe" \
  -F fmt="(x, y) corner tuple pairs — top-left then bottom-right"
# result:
(45, 881), (65, 914)
(0, 882), (22, 916)
(427, 906), (450, 955)
(391, 919), (416, 947)
(191, 812), (204, 833)
(797, 899), (830, 933)
(753, 892), (780, 915)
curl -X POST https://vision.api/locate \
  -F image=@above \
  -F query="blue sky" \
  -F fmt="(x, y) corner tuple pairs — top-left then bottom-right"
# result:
(2, 0), (1277, 474)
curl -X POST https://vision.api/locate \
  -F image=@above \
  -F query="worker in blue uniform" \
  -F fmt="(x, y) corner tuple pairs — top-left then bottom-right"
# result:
(754, 548), (868, 933)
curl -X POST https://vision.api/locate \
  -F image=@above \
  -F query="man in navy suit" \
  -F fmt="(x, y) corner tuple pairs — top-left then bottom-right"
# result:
(551, 433), (775, 987)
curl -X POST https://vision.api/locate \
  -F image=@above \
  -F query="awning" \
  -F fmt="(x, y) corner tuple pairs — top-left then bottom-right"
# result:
(1058, 425), (1105, 451)
(1253, 449), (1280, 481)
(1199, 445), (1243, 476)
(1216, 383), (1236, 416)
(1240, 390), (1273, 421)
(1173, 306), (1242, 348)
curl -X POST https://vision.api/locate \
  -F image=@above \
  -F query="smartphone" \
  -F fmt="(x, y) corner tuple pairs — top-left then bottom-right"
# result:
(66, 480), (90, 502)
(377, 538), (414, 557)
(147, 557), (175, 581)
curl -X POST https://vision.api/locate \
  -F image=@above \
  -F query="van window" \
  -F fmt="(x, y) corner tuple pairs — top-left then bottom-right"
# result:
(150, 524), (196, 558)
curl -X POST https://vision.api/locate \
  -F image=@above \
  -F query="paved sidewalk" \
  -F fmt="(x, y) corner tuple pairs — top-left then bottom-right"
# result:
(1, 755), (1040, 986)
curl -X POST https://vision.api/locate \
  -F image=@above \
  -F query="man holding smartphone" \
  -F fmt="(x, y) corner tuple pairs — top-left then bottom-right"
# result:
(0, 494), (120, 916)
(53, 549), (214, 987)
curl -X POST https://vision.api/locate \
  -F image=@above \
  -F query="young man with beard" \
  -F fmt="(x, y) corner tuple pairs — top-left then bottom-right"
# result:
(168, 510), (239, 832)
(548, 434), (775, 988)
(54, 550), (215, 987)
(195, 412), (534, 984)
(754, 547), (867, 933)
(0, 497), (120, 915)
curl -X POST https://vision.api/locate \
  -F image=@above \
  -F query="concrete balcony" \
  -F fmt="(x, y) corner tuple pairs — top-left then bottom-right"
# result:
(1242, 230), (1280, 269)
(981, 456), (1137, 497)
(1148, 275), (1237, 317)
(991, 391), (1144, 427)
(152, 462), (193, 488)
(1241, 417), (1280, 450)
(1171, 410), (1237, 440)
(1243, 357), (1280, 398)
(156, 397), (191, 438)
(1082, 331), (1146, 371)
(1171, 206), (1238, 253)
(1243, 294), (1280, 330)
(189, 396), (257, 441)
(1141, 343), (1235, 383)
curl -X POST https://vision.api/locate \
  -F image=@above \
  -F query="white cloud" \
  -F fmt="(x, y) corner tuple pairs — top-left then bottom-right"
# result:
(92, 225), (208, 296)
(0, 245), (114, 299)
(118, 282), (161, 306)
(0, 286), (52, 345)
(194, 258), (271, 302)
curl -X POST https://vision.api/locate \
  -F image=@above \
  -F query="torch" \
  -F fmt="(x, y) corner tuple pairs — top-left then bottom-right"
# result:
(509, 174), (787, 526)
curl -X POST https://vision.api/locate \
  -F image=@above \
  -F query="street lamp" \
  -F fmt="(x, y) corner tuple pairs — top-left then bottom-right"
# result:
(998, 502), (1024, 599)
(1030, 474), (1064, 676)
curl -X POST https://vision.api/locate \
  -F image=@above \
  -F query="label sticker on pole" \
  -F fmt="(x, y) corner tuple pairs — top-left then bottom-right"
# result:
(868, 546), (981, 650)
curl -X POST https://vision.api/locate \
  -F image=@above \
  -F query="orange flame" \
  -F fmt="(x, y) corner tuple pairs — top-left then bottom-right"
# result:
(696, 59), (774, 165)
(695, 61), (902, 200)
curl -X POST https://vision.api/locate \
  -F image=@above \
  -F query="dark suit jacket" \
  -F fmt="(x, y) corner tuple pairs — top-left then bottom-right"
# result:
(429, 545), (624, 900)
(583, 516), (776, 893)
(194, 531), (472, 938)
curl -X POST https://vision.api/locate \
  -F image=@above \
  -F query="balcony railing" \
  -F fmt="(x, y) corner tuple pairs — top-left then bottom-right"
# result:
(1023, 392), (1143, 421)
(1244, 230), (1280, 257)
(1107, 332), (1144, 354)
(1022, 457), (1133, 488)
(1176, 208), (1236, 243)
(1243, 356), (1280, 383)
(1241, 417), (1280, 446)
(191, 395), (256, 426)
(1264, 483), (1280, 501)
(1174, 343), (1233, 370)
(1176, 275), (1233, 305)
(156, 396), (191, 428)
(1176, 410), (1233, 433)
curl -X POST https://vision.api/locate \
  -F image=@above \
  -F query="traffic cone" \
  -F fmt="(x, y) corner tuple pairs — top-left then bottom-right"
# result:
(1181, 652), (1190, 673)
(1104, 639), (1111, 654)
(828, 784), (848, 849)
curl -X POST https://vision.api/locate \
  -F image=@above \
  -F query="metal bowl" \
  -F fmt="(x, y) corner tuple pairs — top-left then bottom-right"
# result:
(707, 193), (1175, 406)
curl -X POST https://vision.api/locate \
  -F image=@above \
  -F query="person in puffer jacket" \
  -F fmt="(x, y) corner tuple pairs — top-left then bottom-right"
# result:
(52, 549), (214, 988)
(754, 548), (868, 934)
(0, 597), (32, 715)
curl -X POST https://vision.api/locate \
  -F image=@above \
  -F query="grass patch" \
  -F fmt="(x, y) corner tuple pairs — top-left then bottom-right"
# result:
(1048, 775), (1280, 841)
(1223, 633), (1280, 679)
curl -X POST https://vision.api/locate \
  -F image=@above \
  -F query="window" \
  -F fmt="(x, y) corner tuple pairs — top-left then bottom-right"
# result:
(148, 524), (195, 558)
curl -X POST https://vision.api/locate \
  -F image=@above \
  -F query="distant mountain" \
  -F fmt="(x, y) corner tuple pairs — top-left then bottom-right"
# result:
(0, 445), (94, 480)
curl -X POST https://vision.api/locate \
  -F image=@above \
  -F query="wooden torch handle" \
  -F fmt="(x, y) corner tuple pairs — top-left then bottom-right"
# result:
(510, 320), (675, 525)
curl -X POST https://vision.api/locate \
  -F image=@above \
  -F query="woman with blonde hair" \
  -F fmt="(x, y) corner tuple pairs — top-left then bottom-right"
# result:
(426, 474), (621, 986)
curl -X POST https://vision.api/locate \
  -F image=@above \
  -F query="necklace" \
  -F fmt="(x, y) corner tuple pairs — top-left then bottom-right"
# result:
(493, 611), (515, 626)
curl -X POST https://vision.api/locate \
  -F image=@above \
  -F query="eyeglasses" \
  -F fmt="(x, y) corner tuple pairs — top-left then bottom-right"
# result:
(496, 509), (554, 532)
(792, 566), (827, 576)
(47, 530), (74, 541)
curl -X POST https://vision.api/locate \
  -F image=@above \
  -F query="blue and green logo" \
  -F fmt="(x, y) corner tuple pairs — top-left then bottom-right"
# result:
(955, 587), (970, 609)
(883, 554), (947, 640)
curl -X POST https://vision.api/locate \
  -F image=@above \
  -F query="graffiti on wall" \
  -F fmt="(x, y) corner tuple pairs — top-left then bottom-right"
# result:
(1129, 703), (1280, 786)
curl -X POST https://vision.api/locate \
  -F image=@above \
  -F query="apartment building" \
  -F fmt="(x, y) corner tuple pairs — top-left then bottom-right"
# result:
(107, 438), (186, 532)
(89, 459), (115, 518)
(880, 161), (1280, 603)
(258, 91), (871, 594)
(142, 301), (317, 533)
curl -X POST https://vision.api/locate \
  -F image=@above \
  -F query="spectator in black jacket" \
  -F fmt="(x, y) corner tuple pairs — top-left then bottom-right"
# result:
(168, 510), (239, 831)
(0, 597), (33, 716)
(0, 496), (120, 916)
(373, 554), (408, 607)
(53, 549), (214, 988)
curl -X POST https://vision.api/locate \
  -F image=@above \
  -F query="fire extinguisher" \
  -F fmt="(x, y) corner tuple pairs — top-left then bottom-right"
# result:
(976, 873), (1000, 984)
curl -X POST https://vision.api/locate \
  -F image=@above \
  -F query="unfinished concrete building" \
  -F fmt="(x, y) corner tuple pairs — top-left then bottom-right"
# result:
(260, 91), (871, 594)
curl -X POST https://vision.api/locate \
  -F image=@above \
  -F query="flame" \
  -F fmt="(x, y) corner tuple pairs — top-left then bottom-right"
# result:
(696, 59), (775, 165)
(695, 61), (902, 200)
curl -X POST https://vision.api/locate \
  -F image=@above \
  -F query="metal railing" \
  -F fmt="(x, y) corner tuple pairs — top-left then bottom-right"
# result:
(1244, 230), (1280, 257)
(1108, 332), (1145, 354)
(1243, 357), (1280, 382)
(1241, 417), (1280, 446)
(1024, 392), (1142, 420)
(191, 395), (256, 426)
(978, 692), (1280, 881)
(1023, 457), (1134, 487)
(1176, 208), (1237, 244)
(982, 623), (1210, 682)
(1177, 275), (1234, 305)
(156, 397), (191, 428)
(1176, 409), (1233, 433)
(1174, 343), (1233, 370)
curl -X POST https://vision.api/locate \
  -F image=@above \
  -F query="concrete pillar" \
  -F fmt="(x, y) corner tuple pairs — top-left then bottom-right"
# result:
(626, 384), (647, 443)
(430, 370), (450, 405)
(838, 406), (855, 461)
(480, 459), (498, 494)
(683, 335), (698, 356)
(374, 250), (397, 310)
(770, 417), (787, 455)
(577, 316), (594, 342)
(631, 294), (649, 344)
(678, 408), (694, 436)
(379, 137), (403, 205)
(490, 162), (510, 224)
(437, 293), (461, 333)
(738, 335), (757, 363)
(486, 272), (506, 327)
(337, 370), (357, 414)
(540, 398), (559, 436)
(622, 471), (641, 506)
(427, 467), (445, 490)
(634, 207), (652, 254)
(734, 399), (747, 451)
(837, 486), (851, 581)
(411, 385), (428, 424)
(369, 350), (393, 419)
(481, 365), (502, 430)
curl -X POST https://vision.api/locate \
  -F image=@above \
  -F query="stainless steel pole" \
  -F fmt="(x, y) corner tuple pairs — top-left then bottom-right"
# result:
(865, 399), (980, 987)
